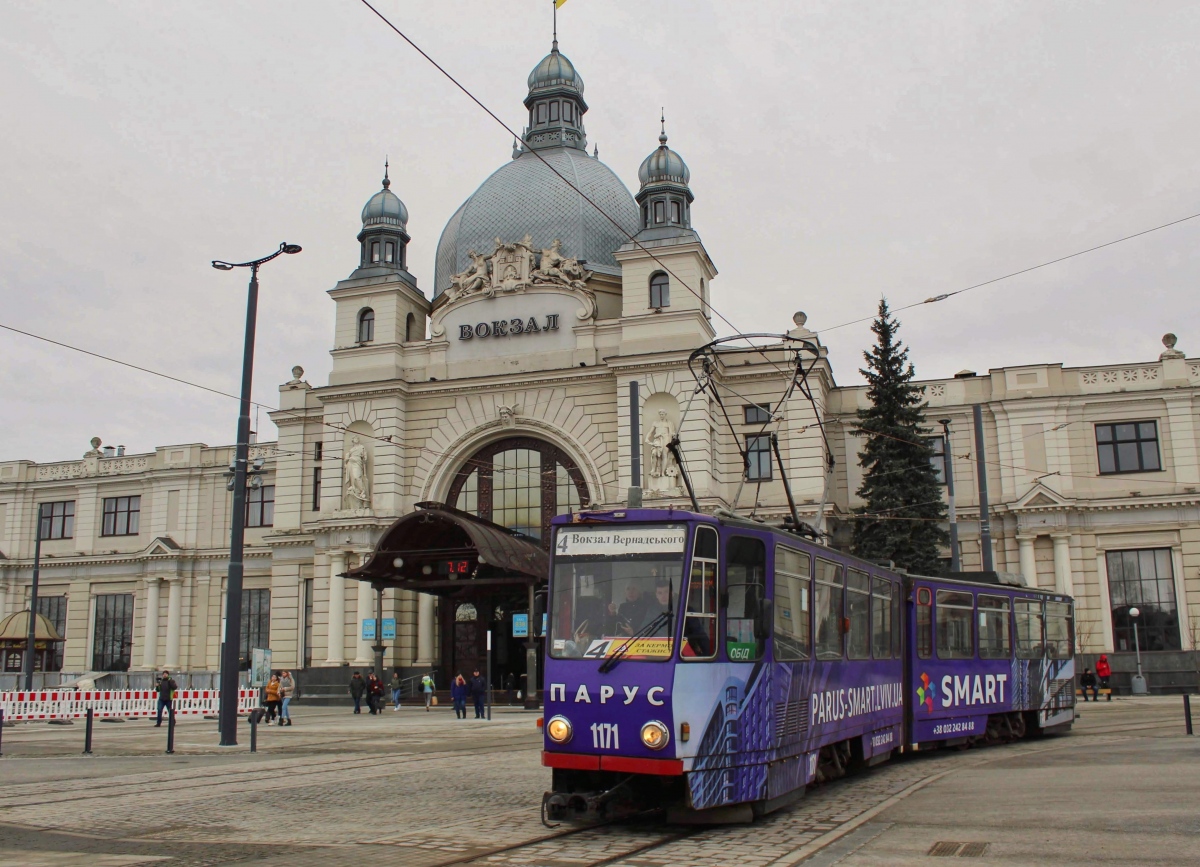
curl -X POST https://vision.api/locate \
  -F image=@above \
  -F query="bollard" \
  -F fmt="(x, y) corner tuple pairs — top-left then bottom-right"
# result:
(165, 709), (176, 755)
(83, 708), (94, 755)
(1185, 695), (1194, 736)
(249, 710), (258, 753)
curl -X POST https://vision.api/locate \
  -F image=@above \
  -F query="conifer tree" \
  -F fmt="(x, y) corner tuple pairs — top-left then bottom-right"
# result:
(851, 299), (948, 573)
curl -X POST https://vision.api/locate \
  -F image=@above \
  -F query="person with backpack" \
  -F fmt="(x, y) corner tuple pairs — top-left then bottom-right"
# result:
(1096, 654), (1113, 700)
(451, 673), (469, 719)
(421, 673), (435, 711)
(348, 671), (366, 714)
(154, 670), (178, 727)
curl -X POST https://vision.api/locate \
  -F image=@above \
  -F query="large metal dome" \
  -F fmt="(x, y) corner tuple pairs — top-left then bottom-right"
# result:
(433, 148), (639, 297)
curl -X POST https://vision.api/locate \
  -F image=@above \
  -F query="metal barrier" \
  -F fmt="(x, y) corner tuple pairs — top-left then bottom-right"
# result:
(0, 689), (260, 721)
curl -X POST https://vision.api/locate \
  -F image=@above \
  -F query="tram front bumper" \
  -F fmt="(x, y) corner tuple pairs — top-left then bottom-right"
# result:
(542, 751), (684, 775)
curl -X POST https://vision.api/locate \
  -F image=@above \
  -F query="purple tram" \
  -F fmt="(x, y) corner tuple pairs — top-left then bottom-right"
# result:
(541, 509), (1075, 822)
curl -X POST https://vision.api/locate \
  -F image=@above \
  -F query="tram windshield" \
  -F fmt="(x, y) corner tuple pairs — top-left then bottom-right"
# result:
(548, 524), (687, 660)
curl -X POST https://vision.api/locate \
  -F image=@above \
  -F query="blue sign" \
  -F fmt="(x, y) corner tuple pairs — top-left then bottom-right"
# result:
(513, 613), (529, 637)
(382, 618), (396, 640)
(361, 619), (376, 640)
(542, 612), (548, 637)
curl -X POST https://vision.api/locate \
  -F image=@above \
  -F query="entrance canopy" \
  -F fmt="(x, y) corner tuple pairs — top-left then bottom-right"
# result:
(344, 502), (549, 595)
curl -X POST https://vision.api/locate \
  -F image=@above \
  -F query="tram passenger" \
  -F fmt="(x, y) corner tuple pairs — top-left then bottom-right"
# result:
(609, 583), (649, 636)
(638, 578), (674, 635)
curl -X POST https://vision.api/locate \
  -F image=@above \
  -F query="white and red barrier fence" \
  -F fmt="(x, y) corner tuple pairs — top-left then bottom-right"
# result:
(0, 688), (260, 722)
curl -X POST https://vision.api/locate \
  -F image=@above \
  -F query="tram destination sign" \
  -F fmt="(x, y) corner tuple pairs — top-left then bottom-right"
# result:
(554, 525), (687, 557)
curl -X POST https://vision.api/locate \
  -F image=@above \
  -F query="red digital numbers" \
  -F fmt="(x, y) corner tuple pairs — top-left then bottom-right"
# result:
(448, 560), (470, 575)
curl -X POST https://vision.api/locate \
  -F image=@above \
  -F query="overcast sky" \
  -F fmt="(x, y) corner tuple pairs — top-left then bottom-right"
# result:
(2, 1), (1198, 463)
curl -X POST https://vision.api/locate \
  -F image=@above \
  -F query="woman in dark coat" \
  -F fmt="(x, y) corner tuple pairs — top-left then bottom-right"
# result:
(451, 674), (469, 719)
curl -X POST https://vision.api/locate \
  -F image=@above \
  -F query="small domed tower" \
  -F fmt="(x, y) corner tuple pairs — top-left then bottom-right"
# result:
(357, 160), (411, 272)
(523, 39), (588, 152)
(635, 115), (694, 239)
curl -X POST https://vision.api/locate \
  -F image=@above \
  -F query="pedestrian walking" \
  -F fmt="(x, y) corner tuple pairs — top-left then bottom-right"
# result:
(1096, 654), (1113, 700)
(279, 670), (295, 726)
(367, 672), (384, 715)
(504, 672), (515, 705)
(349, 671), (366, 714)
(421, 673), (435, 711)
(469, 668), (486, 719)
(451, 674), (469, 719)
(1080, 668), (1098, 702)
(264, 672), (282, 723)
(390, 669), (403, 711)
(154, 669), (178, 727)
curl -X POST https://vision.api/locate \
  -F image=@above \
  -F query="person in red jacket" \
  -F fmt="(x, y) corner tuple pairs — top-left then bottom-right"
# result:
(1095, 654), (1113, 700)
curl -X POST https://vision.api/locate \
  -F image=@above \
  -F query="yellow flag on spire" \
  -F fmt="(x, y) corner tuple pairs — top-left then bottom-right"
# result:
(555, 0), (569, 8)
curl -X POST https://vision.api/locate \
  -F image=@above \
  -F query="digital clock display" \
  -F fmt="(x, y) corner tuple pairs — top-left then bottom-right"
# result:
(440, 560), (472, 577)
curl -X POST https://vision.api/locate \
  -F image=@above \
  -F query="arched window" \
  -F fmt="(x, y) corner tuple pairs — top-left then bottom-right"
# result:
(384, 241), (395, 263)
(357, 308), (375, 343)
(642, 203), (649, 228)
(370, 241), (380, 263)
(405, 312), (417, 342)
(447, 437), (588, 547)
(649, 272), (670, 309)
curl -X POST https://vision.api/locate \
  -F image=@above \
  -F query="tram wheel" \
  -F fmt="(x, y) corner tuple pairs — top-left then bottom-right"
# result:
(1010, 712), (1027, 739)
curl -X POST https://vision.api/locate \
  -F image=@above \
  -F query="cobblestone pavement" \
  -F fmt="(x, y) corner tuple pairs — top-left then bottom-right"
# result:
(0, 698), (1190, 867)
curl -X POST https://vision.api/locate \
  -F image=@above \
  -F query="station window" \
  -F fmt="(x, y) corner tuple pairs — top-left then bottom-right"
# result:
(1096, 421), (1161, 474)
(745, 434), (773, 481)
(537, 102), (547, 124)
(654, 200), (665, 224)
(871, 577), (892, 659)
(246, 485), (275, 528)
(649, 271), (670, 308)
(311, 442), (322, 512)
(672, 201), (681, 223)
(683, 526), (718, 660)
(563, 101), (573, 123)
(773, 545), (811, 660)
(916, 586), (932, 659)
(384, 241), (395, 263)
(935, 590), (974, 659)
(357, 308), (375, 343)
(743, 404), (771, 425)
(549, 101), (560, 122)
(846, 569), (870, 659)
(101, 496), (140, 536)
(978, 595), (1011, 658)
(724, 536), (766, 663)
(1014, 598), (1043, 658)
(38, 501), (75, 540)
(370, 241), (380, 263)
(1045, 601), (1073, 659)
(813, 558), (844, 660)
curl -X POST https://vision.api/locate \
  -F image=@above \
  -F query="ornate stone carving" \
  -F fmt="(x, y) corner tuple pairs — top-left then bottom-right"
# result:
(342, 435), (371, 510)
(644, 409), (682, 496)
(531, 238), (592, 290)
(497, 404), (521, 428)
(1161, 333), (1185, 360)
(444, 236), (593, 302)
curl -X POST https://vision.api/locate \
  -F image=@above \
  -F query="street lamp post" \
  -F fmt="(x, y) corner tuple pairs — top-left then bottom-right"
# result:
(1128, 606), (1148, 695)
(23, 504), (45, 689)
(211, 242), (301, 746)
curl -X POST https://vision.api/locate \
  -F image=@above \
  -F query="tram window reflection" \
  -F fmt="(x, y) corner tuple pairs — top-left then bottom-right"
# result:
(871, 577), (892, 659)
(1014, 599), (1043, 658)
(774, 545), (811, 661)
(978, 595), (1012, 658)
(724, 536), (766, 662)
(1045, 601), (1073, 659)
(916, 586), (933, 659)
(936, 590), (975, 659)
(814, 558), (844, 660)
(846, 569), (871, 660)
(683, 526), (719, 660)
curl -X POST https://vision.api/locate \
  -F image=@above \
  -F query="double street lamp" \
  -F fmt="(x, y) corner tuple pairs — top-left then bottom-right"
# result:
(211, 242), (301, 746)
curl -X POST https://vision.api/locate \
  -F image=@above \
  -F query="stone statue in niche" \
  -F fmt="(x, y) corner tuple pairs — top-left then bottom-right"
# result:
(342, 435), (371, 510)
(644, 410), (681, 494)
(497, 404), (521, 428)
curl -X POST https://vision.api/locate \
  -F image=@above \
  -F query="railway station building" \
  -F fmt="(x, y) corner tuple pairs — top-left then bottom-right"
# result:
(2, 43), (1198, 695)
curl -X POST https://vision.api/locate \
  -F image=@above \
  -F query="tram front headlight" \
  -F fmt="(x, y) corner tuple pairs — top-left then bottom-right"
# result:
(546, 715), (573, 744)
(641, 720), (670, 750)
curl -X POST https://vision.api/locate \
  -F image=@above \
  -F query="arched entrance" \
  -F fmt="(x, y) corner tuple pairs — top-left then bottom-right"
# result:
(446, 436), (588, 546)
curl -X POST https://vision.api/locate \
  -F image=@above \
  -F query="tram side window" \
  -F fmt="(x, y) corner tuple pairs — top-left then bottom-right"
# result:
(916, 587), (933, 659)
(1045, 601), (1073, 659)
(871, 577), (893, 659)
(725, 536), (767, 662)
(773, 545), (811, 661)
(1014, 599), (1043, 658)
(814, 558), (844, 660)
(683, 526), (719, 660)
(846, 569), (871, 659)
(936, 590), (975, 659)
(978, 595), (1012, 658)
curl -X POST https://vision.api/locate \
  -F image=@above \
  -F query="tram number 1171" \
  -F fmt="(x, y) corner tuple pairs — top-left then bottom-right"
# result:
(591, 722), (619, 750)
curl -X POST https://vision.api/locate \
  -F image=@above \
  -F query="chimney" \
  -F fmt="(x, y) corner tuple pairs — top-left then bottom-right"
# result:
(102, 445), (116, 458)
(116, 445), (126, 456)
(248, 430), (257, 444)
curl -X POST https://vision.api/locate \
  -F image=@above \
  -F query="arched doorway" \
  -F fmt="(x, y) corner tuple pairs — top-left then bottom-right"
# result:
(447, 437), (589, 547)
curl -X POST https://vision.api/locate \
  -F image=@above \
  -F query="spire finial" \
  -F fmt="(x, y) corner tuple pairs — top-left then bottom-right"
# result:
(552, 0), (558, 51)
(382, 157), (390, 189)
(659, 109), (668, 145)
